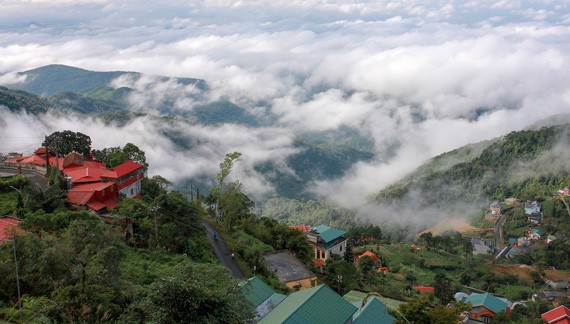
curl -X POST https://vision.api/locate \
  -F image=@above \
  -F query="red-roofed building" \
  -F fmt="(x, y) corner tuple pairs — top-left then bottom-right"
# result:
(413, 286), (435, 294)
(101, 160), (145, 198)
(7, 147), (144, 211)
(542, 306), (570, 324)
(377, 266), (389, 274)
(354, 251), (380, 264)
(291, 224), (312, 233)
(68, 182), (118, 212)
(0, 217), (21, 242)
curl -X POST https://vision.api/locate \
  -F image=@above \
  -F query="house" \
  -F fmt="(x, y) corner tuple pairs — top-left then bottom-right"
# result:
(560, 187), (570, 197)
(461, 292), (511, 323)
(413, 286), (434, 294)
(0, 217), (20, 242)
(101, 160), (145, 198)
(291, 224), (311, 233)
(377, 267), (389, 274)
(306, 224), (348, 261)
(352, 298), (396, 324)
(532, 290), (568, 303)
(471, 238), (494, 255)
(354, 251), (380, 264)
(525, 201), (543, 224)
(546, 280), (570, 290)
(529, 228), (546, 240)
(240, 276), (286, 321)
(489, 201), (503, 216)
(343, 290), (404, 312)
(264, 250), (317, 291)
(67, 182), (118, 212)
(6, 147), (144, 212)
(542, 305), (570, 324)
(547, 235), (557, 244)
(259, 285), (358, 324)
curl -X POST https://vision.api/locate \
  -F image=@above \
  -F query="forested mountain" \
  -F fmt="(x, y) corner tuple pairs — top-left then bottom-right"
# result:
(372, 124), (570, 210)
(0, 67), (375, 200)
(5, 64), (207, 97)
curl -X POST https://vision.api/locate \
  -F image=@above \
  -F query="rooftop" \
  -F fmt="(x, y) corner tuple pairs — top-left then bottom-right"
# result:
(264, 250), (316, 283)
(353, 298), (396, 324)
(0, 217), (21, 241)
(102, 160), (144, 179)
(463, 292), (508, 315)
(310, 224), (347, 243)
(542, 305), (570, 323)
(259, 285), (357, 324)
(241, 277), (277, 309)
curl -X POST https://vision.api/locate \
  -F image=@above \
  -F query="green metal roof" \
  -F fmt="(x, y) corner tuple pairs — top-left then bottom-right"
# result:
(353, 298), (396, 324)
(241, 277), (276, 309)
(343, 290), (404, 311)
(259, 285), (357, 324)
(464, 292), (508, 315)
(314, 225), (347, 243)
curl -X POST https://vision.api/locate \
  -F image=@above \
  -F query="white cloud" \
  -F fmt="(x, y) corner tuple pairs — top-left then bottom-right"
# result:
(1, 0), (570, 227)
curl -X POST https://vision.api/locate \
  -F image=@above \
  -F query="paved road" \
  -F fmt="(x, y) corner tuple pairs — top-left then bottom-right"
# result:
(0, 166), (47, 189)
(494, 213), (508, 252)
(201, 220), (245, 279)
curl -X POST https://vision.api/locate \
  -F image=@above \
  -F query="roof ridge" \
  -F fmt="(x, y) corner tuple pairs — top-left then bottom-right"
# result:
(282, 285), (324, 323)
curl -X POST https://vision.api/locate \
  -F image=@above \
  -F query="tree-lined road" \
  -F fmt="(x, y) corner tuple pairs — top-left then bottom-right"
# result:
(201, 220), (245, 279)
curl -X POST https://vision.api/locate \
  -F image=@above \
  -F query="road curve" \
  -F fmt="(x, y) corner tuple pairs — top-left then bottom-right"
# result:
(201, 220), (245, 279)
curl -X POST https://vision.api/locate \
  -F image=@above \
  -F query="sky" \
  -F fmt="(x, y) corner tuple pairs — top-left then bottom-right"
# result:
(1, 0), (570, 226)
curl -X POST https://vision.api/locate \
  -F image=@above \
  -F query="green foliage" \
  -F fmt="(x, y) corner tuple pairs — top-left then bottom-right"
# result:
(243, 217), (313, 263)
(193, 101), (259, 126)
(92, 142), (148, 169)
(0, 175), (30, 193)
(43, 130), (92, 158)
(372, 124), (570, 210)
(261, 197), (358, 228)
(0, 86), (50, 115)
(127, 262), (253, 323)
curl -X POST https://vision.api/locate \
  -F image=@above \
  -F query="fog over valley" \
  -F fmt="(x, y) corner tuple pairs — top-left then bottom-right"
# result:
(2, 0), (570, 229)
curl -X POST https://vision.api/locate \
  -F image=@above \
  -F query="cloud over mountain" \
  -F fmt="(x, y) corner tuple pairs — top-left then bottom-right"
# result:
(1, 0), (570, 225)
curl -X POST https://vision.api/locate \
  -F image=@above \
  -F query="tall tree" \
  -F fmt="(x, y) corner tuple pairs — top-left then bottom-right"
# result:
(92, 143), (148, 169)
(43, 130), (92, 158)
(215, 152), (241, 218)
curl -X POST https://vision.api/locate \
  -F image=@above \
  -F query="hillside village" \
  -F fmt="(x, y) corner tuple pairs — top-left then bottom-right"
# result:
(1, 130), (570, 323)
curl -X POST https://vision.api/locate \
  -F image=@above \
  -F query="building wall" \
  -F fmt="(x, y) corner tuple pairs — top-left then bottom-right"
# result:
(313, 239), (348, 260)
(120, 180), (142, 198)
(255, 298), (274, 321)
(285, 277), (318, 291)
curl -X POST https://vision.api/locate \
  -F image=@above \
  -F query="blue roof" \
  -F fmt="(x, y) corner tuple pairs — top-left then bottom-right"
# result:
(313, 225), (347, 243)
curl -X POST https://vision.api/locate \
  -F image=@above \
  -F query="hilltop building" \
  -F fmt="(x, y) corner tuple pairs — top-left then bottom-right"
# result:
(306, 224), (348, 261)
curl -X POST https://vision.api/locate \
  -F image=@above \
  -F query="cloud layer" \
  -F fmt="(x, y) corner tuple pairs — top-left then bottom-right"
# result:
(1, 0), (570, 227)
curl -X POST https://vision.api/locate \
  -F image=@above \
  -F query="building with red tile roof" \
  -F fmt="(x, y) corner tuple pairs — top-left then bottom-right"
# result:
(413, 286), (435, 294)
(101, 160), (144, 198)
(542, 306), (570, 324)
(68, 182), (118, 211)
(0, 217), (21, 242)
(354, 251), (380, 264)
(291, 224), (311, 233)
(7, 147), (144, 212)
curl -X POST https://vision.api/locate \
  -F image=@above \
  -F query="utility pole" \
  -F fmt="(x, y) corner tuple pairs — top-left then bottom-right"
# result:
(0, 238), (22, 320)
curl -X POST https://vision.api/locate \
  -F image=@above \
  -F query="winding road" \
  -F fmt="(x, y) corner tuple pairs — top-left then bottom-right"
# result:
(494, 213), (508, 252)
(201, 220), (245, 279)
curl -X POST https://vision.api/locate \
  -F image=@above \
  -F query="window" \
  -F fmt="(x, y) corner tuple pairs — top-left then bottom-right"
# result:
(101, 189), (105, 197)
(340, 245), (342, 252)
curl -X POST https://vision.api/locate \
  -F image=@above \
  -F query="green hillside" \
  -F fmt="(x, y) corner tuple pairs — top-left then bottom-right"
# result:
(5, 64), (207, 96)
(372, 124), (570, 208)
(0, 86), (50, 115)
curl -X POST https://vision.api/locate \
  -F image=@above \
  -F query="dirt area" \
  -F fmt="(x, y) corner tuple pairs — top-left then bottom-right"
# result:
(418, 218), (490, 236)
(491, 264), (570, 283)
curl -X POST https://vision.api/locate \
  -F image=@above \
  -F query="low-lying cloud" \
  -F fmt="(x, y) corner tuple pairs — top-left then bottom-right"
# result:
(1, 0), (570, 229)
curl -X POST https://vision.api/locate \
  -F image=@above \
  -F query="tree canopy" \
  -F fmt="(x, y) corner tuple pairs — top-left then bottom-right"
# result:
(43, 130), (92, 158)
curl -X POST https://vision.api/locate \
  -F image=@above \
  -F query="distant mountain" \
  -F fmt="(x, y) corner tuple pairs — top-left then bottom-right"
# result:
(0, 85), (50, 114)
(372, 124), (570, 209)
(5, 64), (207, 97)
